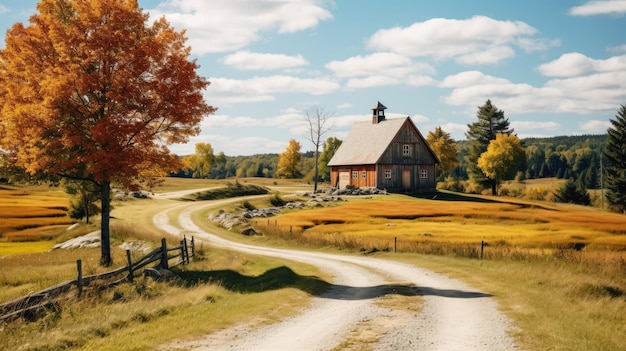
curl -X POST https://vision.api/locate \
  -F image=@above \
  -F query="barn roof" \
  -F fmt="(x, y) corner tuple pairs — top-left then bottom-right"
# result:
(328, 117), (410, 166)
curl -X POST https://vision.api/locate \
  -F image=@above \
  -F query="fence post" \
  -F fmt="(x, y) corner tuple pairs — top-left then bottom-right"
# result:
(191, 236), (195, 258)
(160, 238), (169, 270)
(126, 250), (134, 283)
(76, 259), (83, 297)
(183, 236), (190, 264)
(394, 237), (397, 253)
(480, 240), (485, 259)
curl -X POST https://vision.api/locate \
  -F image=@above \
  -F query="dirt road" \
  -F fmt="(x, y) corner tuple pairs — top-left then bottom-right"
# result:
(156, 200), (519, 351)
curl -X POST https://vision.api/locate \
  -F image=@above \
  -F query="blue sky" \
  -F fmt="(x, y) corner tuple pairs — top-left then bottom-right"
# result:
(1, 1), (625, 156)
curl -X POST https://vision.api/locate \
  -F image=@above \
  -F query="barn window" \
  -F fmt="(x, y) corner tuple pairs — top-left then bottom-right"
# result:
(352, 171), (358, 179)
(421, 169), (428, 178)
(384, 169), (391, 178)
(403, 144), (410, 157)
(361, 171), (366, 179)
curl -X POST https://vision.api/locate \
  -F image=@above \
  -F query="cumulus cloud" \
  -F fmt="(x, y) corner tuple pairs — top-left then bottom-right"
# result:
(538, 52), (626, 77)
(367, 16), (554, 65)
(147, 0), (332, 55)
(511, 121), (560, 131)
(326, 52), (434, 78)
(211, 75), (339, 96)
(579, 119), (612, 132)
(569, 0), (626, 16)
(222, 51), (308, 70)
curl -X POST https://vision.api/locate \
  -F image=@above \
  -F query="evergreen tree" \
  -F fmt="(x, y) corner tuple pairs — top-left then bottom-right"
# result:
(465, 100), (513, 194)
(604, 104), (626, 213)
(554, 179), (591, 206)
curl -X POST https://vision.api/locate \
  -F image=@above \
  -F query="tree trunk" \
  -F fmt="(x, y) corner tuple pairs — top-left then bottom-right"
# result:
(100, 181), (112, 266)
(491, 179), (497, 196)
(83, 192), (90, 225)
(313, 148), (320, 193)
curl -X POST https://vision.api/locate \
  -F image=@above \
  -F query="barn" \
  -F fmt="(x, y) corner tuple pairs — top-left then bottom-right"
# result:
(327, 102), (440, 193)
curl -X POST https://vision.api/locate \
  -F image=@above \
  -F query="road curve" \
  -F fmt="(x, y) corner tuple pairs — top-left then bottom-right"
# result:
(157, 201), (519, 351)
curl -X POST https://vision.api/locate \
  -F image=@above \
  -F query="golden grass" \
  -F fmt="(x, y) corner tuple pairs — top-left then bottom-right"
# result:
(258, 196), (626, 253)
(0, 186), (74, 242)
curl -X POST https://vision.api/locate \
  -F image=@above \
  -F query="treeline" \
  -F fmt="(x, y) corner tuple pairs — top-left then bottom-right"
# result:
(175, 134), (607, 190)
(455, 134), (606, 189)
(172, 151), (319, 180)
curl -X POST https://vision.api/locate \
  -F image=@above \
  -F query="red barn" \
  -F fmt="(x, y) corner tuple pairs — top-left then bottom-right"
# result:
(328, 102), (440, 192)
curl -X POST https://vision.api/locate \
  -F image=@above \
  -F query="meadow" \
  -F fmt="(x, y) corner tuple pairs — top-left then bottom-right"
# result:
(0, 185), (74, 245)
(1, 178), (625, 350)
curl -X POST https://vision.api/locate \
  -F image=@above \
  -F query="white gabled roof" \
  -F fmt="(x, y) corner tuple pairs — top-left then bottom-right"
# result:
(328, 117), (408, 166)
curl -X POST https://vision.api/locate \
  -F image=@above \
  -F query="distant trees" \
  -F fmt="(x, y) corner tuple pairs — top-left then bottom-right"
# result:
(0, 0), (214, 266)
(465, 100), (514, 194)
(318, 137), (342, 182)
(277, 139), (302, 178)
(427, 127), (458, 179)
(604, 104), (626, 213)
(304, 106), (334, 192)
(477, 134), (525, 195)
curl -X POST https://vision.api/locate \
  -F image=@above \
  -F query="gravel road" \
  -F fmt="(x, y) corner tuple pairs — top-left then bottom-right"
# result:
(156, 200), (520, 351)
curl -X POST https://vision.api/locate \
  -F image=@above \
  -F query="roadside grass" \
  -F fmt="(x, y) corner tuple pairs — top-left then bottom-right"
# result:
(0, 233), (329, 351)
(388, 253), (626, 351)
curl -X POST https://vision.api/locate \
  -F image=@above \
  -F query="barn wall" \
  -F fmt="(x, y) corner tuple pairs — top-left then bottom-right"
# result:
(330, 165), (376, 188)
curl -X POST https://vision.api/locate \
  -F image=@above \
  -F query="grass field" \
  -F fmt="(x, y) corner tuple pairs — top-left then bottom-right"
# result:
(1, 179), (625, 350)
(0, 185), (74, 243)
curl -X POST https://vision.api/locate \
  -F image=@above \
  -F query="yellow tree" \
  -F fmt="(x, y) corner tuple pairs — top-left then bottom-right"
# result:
(426, 127), (458, 178)
(477, 134), (525, 195)
(0, 0), (215, 266)
(187, 142), (215, 178)
(277, 139), (302, 179)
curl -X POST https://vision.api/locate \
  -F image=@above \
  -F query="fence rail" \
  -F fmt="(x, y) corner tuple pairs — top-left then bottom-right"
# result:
(0, 236), (194, 324)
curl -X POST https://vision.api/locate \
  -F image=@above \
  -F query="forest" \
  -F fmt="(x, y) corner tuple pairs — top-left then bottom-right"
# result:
(175, 134), (607, 191)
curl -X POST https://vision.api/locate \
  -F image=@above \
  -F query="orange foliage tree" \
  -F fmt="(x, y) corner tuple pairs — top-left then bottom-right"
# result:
(0, 0), (215, 266)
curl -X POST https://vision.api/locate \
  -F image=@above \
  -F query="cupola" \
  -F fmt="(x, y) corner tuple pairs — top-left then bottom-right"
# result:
(371, 101), (387, 124)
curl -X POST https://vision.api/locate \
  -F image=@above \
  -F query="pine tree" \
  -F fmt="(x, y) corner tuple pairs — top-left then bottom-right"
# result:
(604, 104), (626, 213)
(554, 179), (591, 206)
(465, 100), (513, 194)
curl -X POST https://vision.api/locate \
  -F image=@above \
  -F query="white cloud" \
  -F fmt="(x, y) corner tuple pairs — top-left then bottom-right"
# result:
(367, 16), (552, 65)
(538, 52), (626, 77)
(326, 52), (434, 78)
(208, 75), (340, 104)
(440, 71), (511, 88)
(222, 51), (308, 70)
(345, 75), (400, 89)
(569, 0), (626, 16)
(608, 44), (626, 53)
(579, 119), (611, 132)
(511, 121), (560, 131)
(147, 0), (332, 55)
(336, 103), (352, 109)
(0, 5), (8, 14)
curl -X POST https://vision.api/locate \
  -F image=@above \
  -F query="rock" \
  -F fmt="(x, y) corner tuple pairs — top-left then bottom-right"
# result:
(51, 231), (101, 250)
(143, 268), (178, 281)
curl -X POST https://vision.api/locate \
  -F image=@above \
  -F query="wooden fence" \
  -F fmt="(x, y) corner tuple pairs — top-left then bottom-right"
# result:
(0, 236), (195, 324)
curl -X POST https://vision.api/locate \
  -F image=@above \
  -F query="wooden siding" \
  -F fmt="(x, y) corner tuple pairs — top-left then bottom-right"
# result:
(330, 165), (376, 188)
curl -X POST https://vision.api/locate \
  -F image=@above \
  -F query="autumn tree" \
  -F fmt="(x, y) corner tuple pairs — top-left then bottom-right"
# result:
(466, 100), (513, 194)
(187, 142), (215, 178)
(277, 139), (302, 179)
(604, 104), (626, 213)
(0, 0), (215, 266)
(477, 133), (525, 195)
(426, 127), (457, 179)
(318, 137), (342, 182)
(304, 106), (334, 192)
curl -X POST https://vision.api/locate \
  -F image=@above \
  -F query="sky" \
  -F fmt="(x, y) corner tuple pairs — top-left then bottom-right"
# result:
(1, 1), (625, 156)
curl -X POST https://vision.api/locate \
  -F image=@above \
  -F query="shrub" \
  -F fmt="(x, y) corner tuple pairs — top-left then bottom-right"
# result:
(241, 200), (256, 211)
(269, 194), (286, 207)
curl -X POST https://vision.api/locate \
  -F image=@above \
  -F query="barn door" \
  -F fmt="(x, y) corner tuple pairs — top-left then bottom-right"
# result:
(402, 169), (411, 190)
(338, 172), (350, 189)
